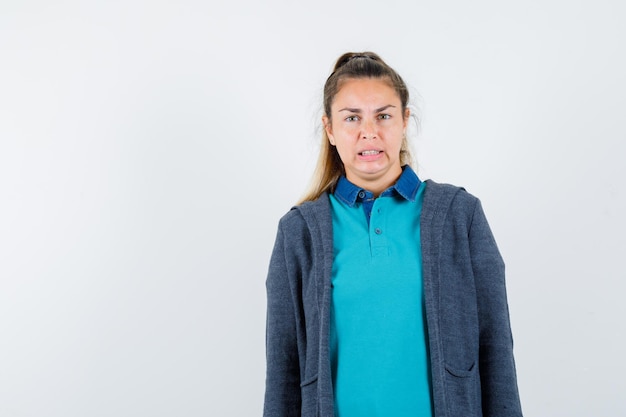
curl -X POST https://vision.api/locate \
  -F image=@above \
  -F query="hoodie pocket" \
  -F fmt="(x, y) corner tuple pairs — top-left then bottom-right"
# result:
(300, 374), (318, 387)
(444, 362), (480, 415)
(445, 361), (475, 378)
(300, 374), (318, 417)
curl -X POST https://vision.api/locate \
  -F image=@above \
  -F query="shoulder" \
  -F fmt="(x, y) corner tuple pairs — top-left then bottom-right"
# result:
(272, 194), (333, 265)
(423, 179), (479, 216)
(277, 193), (332, 233)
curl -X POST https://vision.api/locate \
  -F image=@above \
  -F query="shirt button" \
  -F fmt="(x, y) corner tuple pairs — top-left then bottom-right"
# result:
(375, 228), (382, 235)
(358, 191), (365, 198)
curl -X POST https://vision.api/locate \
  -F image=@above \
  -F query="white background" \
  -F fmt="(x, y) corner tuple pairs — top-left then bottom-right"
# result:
(1, 1), (625, 415)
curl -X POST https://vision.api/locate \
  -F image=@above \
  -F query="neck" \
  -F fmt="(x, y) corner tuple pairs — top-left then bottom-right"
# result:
(347, 167), (403, 197)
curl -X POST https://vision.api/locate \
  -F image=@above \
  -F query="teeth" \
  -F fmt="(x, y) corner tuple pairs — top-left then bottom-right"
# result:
(361, 150), (380, 156)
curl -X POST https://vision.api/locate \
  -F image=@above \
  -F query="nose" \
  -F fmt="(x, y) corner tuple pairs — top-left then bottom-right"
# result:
(361, 118), (377, 140)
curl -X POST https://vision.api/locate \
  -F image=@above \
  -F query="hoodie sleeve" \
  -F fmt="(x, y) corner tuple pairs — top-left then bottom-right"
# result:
(263, 222), (302, 416)
(469, 199), (523, 417)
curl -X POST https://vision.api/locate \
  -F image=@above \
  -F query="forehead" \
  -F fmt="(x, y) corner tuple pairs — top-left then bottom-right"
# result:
(332, 77), (400, 108)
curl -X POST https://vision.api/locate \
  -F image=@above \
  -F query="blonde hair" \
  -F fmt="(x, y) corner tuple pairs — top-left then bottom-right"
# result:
(298, 52), (414, 204)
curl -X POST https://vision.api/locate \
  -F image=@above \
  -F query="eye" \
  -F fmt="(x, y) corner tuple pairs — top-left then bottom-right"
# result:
(345, 115), (360, 122)
(378, 113), (391, 120)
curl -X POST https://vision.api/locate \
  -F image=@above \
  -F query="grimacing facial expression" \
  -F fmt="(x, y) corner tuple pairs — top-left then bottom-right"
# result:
(324, 77), (409, 193)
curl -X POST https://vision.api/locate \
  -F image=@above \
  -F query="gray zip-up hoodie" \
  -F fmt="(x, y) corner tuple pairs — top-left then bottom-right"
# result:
(264, 180), (523, 417)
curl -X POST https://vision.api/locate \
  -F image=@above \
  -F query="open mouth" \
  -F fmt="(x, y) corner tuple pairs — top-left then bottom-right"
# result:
(359, 150), (382, 156)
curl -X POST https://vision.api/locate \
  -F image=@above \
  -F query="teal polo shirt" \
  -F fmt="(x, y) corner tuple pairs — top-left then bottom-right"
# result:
(329, 166), (432, 417)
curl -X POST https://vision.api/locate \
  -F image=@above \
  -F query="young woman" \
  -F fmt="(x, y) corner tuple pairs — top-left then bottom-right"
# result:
(264, 52), (523, 417)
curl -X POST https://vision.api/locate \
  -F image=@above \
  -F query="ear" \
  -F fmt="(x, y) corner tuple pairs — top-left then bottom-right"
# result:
(403, 107), (410, 130)
(323, 115), (336, 146)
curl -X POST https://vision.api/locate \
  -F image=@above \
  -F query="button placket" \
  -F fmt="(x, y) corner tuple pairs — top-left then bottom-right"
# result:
(370, 199), (389, 257)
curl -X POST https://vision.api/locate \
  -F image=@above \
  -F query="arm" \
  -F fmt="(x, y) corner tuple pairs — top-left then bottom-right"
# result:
(469, 199), (523, 416)
(263, 224), (301, 417)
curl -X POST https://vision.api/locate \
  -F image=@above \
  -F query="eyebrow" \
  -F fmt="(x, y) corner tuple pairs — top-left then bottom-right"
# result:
(337, 104), (397, 113)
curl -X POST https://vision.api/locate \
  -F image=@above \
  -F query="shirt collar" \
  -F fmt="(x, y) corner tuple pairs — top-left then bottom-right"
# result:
(333, 165), (422, 207)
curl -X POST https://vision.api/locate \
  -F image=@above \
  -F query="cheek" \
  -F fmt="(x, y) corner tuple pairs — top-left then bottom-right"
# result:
(334, 142), (349, 158)
(334, 128), (356, 146)
(333, 142), (355, 164)
(335, 128), (356, 140)
(388, 133), (405, 155)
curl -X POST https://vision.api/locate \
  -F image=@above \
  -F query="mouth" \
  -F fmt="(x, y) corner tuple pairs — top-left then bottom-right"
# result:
(359, 150), (382, 156)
